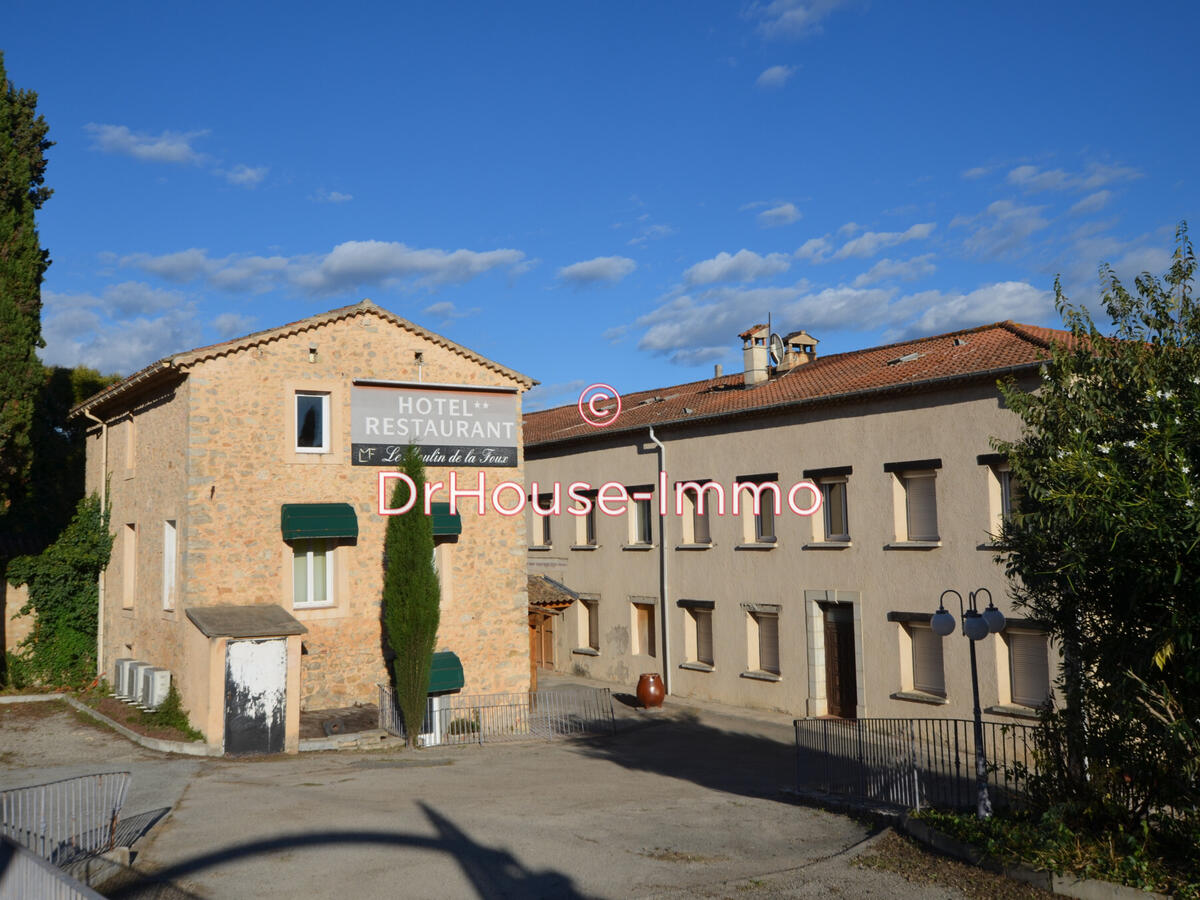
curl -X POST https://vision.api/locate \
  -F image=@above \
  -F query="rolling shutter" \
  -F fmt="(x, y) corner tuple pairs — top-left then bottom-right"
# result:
(904, 474), (939, 541)
(1010, 632), (1050, 707)
(695, 610), (714, 665)
(911, 625), (945, 695)
(757, 613), (780, 674)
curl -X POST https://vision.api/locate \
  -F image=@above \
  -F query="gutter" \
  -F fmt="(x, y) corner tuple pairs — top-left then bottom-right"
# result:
(647, 425), (671, 694)
(81, 408), (109, 679)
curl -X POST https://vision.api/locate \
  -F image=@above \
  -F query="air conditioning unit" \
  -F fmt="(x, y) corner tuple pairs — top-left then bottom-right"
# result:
(112, 658), (135, 698)
(140, 668), (171, 710)
(126, 662), (153, 705)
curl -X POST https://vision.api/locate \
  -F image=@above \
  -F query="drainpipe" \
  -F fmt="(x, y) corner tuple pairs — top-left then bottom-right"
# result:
(647, 426), (671, 694)
(83, 408), (108, 679)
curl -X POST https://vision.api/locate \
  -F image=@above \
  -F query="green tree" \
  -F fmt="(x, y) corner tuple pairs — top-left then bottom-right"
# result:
(997, 224), (1200, 842)
(7, 492), (113, 687)
(381, 446), (441, 748)
(0, 50), (53, 518)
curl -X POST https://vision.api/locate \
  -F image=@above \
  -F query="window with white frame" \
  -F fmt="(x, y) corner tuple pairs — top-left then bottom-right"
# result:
(1008, 631), (1051, 708)
(632, 601), (656, 657)
(978, 453), (1022, 541)
(909, 623), (945, 696)
(292, 539), (334, 607)
(573, 491), (598, 547)
(804, 467), (851, 543)
(295, 391), (330, 453)
(162, 520), (177, 610)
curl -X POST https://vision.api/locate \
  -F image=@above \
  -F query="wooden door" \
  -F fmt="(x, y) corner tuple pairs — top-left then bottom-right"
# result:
(224, 638), (286, 754)
(540, 613), (555, 670)
(823, 606), (857, 718)
(528, 613), (539, 690)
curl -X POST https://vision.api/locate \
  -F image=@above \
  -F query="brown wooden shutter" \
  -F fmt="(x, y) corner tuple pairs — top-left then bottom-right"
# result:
(758, 613), (780, 674)
(905, 474), (939, 540)
(911, 625), (945, 695)
(1010, 632), (1050, 707)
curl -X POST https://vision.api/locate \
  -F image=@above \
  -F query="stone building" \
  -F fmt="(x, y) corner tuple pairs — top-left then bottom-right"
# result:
(523, 321), (1064, 724)
(73, 300), (534, 753)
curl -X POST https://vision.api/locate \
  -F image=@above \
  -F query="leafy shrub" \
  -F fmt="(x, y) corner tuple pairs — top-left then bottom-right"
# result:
(136, 684), (203, 741)
(447, 715), (480, 735)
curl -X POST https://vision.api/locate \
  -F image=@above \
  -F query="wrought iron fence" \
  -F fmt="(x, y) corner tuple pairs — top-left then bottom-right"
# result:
(378, 685), (615, 745)
(794, 717), (1036, 811)
(0, 772), (131, 866)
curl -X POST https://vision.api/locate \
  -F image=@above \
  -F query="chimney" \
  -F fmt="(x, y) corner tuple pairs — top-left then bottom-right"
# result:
(739, 324), (770, 387)
(777, 330), (819, 372)
(714, 363), (723, 378)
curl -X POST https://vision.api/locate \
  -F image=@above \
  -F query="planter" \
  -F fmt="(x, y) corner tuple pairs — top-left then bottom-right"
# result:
(636, 673), (665, 709)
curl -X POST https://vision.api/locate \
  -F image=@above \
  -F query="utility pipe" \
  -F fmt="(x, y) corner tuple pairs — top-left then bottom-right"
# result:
(647, 426), (671, 694)
(82, 408), (108, 679)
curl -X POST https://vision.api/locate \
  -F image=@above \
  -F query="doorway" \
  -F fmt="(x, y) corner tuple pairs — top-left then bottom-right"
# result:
(822, 604), (858, 718)
(224, 638), (287, 754)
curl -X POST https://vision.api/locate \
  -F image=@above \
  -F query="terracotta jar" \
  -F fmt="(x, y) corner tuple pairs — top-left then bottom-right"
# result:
(636, 672), (665, 709)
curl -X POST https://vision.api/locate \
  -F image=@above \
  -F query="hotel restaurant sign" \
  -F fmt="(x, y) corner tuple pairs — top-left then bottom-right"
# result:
(351, 384), (518, 467)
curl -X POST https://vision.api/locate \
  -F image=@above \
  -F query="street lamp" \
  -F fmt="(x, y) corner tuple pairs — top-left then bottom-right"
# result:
(932, 587), (1006, 819)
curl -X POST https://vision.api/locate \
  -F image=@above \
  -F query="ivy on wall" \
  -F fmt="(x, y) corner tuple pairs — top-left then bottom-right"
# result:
(7, 492), (112, 687)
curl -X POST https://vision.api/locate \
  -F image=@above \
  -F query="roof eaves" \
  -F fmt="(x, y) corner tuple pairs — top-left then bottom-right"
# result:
(526, 360), (1043, 450)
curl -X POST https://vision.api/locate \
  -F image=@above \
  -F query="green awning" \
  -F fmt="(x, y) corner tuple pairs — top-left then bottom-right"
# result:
(281, 503), (359, 541)
(428, 650), (465, 694)
(431, 501), (462, 536)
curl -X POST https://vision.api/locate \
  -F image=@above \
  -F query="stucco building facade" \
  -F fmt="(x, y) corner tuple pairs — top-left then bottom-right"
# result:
(524, 321), (1062, 724)
(75, 300), (533, 753)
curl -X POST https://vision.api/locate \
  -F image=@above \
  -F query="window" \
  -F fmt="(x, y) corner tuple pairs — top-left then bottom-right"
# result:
(578, 598), (600, 651)
(692, 496), (711, 543)
(295, 392), (330, 453)
(162, 520), (177, 611)
(904, 473), (938, 540)
(979, 454), (1023, 541)
(678, 480), (715, 545)
(631, 497), (653, 545)
(632, 601), (656, 657)
(822, 480), (849, 541)
(531, 493), (553, 547)
(574, 492), (598, 547)
(122, 523), (136, 609)
(124, 414), (136, 470)
(736, 473), (779, 545)
(292, 539), (334, 607)
(749, 609), (780, 675)
(909, 624), (945, 696)
(1009, 631), (1051, 708)
(691, 609), (714, 666)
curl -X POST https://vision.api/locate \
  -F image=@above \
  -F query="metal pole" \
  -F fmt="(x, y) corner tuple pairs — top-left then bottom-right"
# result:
(968, 637), (993, 818)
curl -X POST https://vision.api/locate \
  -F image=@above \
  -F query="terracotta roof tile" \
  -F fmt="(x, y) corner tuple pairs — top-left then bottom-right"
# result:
(524, 321), (1075, 447)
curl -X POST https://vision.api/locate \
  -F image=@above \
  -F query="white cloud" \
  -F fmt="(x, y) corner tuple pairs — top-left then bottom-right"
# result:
(852, 254), (936, 287)
(962, 166), (990, 180)
(422, 301), (481, 321)
(834, 222), (935, 259)
(558, 256), (637, 285)
(756, 65), (796, 88)
(884, 282), (1054, 341)
(751, 0), (851, 39)
(837, 221), (861, 237)
(795, 236), (833, 262)
(84, 123), (209, 165)
(758, 202), (801, 227)
(1068, 190), (1112, 215)
(224, 164), (268, 187)
(103, 281), (187, 316)
(212, 312), (256, 338)
(121, 240), (528, 295)
(628, 223), (676, 245)
(684, 249), (791, 285)
(1006, 162), (1141, 194)
(312, 189), (353, 204)
(953, 200), (1049, 258)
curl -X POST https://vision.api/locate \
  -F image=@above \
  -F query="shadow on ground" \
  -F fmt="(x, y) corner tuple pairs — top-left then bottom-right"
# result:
(104, 802), (584, 900)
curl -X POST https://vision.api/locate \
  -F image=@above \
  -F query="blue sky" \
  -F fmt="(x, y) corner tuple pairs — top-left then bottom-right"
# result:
(4, 1), (1196, 409)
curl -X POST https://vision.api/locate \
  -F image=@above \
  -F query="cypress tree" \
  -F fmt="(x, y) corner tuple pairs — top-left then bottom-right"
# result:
(0, 51), (53, 517)
(382, 445), (441, 748)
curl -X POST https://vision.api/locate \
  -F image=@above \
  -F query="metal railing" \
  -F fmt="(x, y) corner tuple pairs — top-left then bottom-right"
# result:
(378, 685), (615, 746)
(0, 773), (131, 866)
(0, 834), (106, 900)
(795, 717), (1036, 811)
